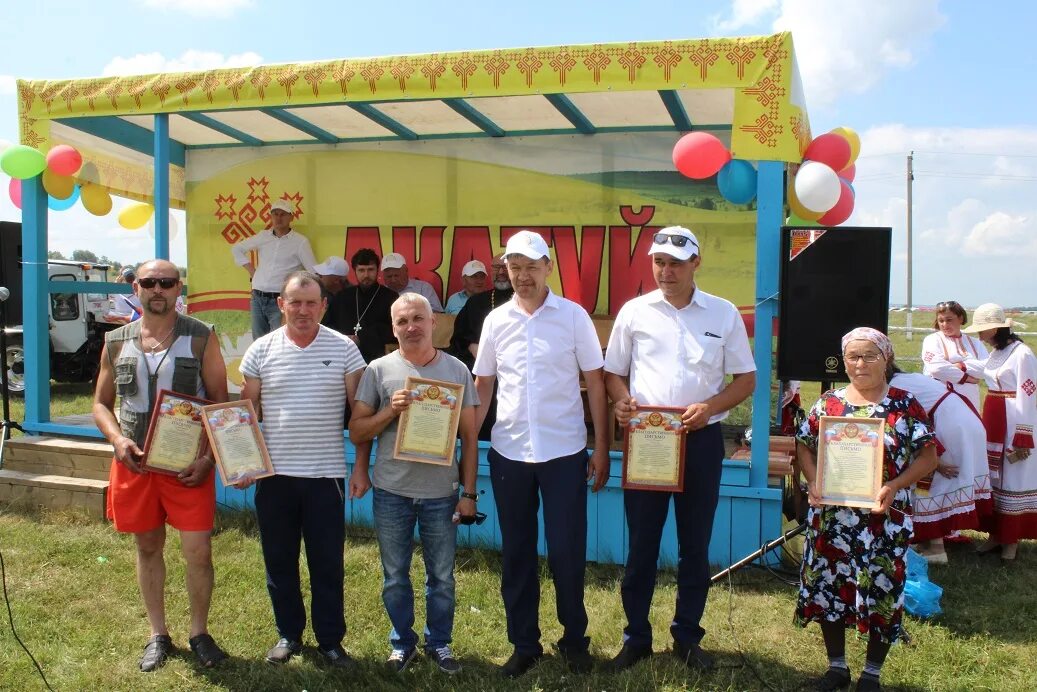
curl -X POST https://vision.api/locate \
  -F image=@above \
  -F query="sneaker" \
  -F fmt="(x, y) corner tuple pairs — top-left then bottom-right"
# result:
(318, 645), (355, 669)
(672, 641), (714, 671)
(265, 637), (303, 665)
(386, 647), (418, 673)
(500, 650), (543, 678)
(139, 634), (173, 672)
(609, 644), (652, 671)
(812, 667), (852, 691)
(426, 645), (462, 674)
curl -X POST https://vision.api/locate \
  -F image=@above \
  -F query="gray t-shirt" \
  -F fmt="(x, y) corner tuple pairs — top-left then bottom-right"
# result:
(356, 350), (479, 498)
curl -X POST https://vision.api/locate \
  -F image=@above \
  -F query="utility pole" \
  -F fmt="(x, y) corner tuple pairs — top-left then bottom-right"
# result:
(906, 151), (914, 340)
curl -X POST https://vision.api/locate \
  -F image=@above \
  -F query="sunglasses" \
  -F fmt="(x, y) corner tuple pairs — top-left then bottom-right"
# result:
(137, 277), (179, 289)
(936, 301), (961, 310)
(458, 512), (487, 526)
(652, 233), (698, 249)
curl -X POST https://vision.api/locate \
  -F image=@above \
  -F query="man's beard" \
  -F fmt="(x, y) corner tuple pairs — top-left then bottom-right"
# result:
(493, 280), (512, 291)
(143, 298), (172, 316)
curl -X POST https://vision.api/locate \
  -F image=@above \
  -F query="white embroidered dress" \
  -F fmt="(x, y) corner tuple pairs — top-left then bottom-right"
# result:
(921, 331), (988, 409)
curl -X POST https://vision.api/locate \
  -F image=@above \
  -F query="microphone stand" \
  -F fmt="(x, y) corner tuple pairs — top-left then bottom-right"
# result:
(0, 286), (24, 468)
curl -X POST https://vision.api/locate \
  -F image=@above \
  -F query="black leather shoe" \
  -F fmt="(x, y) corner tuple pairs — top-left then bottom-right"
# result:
(672, 641), (715, 671)
(812, 667), (852, 691)
(500, 650), (543, 678)
(609, 644), (652, 671)
(559, 647), (594, 673)
(265, 637), (303, 664)
(855, 674), (882, 692)
(139, 634), (173, 672)
(318, 645), (356, 669)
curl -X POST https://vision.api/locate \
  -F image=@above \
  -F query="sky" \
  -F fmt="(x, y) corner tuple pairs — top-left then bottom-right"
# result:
(1, 0), (1036, 307)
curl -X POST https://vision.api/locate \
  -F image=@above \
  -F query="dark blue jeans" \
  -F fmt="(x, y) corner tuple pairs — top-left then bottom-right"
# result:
(250, 291), (282, 339)
(255, 475), (346, 650)
(489, 447), (590, 656)
(373, 488), (458, 651)
(621, 422), (724, 649)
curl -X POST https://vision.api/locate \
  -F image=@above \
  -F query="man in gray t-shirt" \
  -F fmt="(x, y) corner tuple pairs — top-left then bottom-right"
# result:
(350, 293), (479, 675)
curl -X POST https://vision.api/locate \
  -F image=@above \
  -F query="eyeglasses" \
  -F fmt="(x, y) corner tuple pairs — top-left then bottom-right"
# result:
(652, 233), (698, 249)
(843, 353), (884, 364)
(458, 512), (487, 526)
(491, 264), (508, 273)
(137, 277), (179, 289)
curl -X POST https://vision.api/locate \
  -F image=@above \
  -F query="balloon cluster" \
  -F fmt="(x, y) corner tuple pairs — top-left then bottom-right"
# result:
(788, 127), (860, 226)
(2, 143), (118, 216)
(672, 132), (758, 205)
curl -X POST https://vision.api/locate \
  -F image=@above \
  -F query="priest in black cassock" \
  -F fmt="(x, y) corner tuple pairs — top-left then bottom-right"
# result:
(322, 248), (398, 363)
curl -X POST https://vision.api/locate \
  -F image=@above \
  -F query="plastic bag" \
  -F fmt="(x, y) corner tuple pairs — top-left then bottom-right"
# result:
(903, 548), (943, 618)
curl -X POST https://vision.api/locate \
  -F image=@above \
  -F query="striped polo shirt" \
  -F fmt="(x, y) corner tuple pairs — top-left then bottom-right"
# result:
(240, 325), (366, 477)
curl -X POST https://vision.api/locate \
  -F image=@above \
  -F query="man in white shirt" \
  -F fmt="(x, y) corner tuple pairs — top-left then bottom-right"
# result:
(473, 230), (610, 678)
(444, 260), (487, 315)
(381, 252), (445, 313)
(603, 226), (756, 672)
(231, 199), (317, 338)
(313, 255), (350, 297)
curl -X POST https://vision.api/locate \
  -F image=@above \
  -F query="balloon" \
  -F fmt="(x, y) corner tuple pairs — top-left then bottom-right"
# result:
(118, 202), (154, 230)
(787, 182), (823, 221)
(80, 183), (113, 216)
(793, 161), (841, 213)
(786, 213), (820, 227)
(42, 168), (75, 199)
(8, 178), (21, 209)
(0, 144), (47, 179)
(147, 211), (180, 240)
(672, 132), (732, 179)
(830, 126), (861, 164)
(78, 161), (100, 184)
(817, 179), (855, 226)
(839, 163), (856, 183)
(803, 133), (852, 172)
(48, 185), (80, 211)
(717, 159), (757, 204)
(46, 145), (83, 177)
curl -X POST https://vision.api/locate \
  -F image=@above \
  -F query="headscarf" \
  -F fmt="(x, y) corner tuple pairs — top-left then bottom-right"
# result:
(841, 326), (894, 361)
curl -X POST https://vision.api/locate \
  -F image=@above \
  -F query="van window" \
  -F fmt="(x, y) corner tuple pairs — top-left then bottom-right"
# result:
(50, 273), (80, 321)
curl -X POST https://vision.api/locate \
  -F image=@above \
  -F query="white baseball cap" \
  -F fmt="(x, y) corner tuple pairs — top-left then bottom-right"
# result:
(461, 260), (487, 277)
(380, 252), (407, 270)
(270, 199), (294, 215)
(504, 230), (550, 260)
(648, 225), (699, 261)
(313, 256), (349, 277)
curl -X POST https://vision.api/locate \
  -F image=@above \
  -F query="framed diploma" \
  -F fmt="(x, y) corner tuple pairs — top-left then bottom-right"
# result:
(815, 416), (885, 508)
(201, 400), (275, 485)
(141, 390), (211, 476)
(393, 376), (464, 465)
(622, 406), (686, 492)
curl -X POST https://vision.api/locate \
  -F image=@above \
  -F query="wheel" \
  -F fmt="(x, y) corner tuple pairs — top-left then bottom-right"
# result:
(3, 336), (25, 397)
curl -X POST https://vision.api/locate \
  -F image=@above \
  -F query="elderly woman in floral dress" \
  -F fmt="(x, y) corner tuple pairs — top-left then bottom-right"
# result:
(796, 328), (937, 692)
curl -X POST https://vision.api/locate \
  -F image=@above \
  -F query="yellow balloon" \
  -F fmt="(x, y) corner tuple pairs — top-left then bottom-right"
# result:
(787, 181), (824, 221)
(42, 168), (75, 199)
(80, 183), (113, 216)
(118, 202), (154, 230)
(830, 126), (861, 165)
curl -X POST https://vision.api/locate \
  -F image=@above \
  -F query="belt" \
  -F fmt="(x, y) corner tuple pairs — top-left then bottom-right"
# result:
(987, 390), (1015, 398)
(252, 289), (279, 298)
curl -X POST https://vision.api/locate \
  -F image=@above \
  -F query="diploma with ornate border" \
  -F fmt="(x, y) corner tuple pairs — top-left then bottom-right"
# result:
(201, 400), (275, 485)
(393, 376), (464, 466)
(815, 415), (885, 509)
(622, 406), (686, 492)
(141, 390), (211, 475)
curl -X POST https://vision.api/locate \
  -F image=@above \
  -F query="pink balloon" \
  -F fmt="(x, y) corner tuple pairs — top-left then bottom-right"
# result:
(8, 177), (21, 209)
(672, 132), (732, 179)
(46, 144), (83, 177)
(818, 179), (854, 226)
(839, 163), (856, 183)
(804, 133), (852, 172)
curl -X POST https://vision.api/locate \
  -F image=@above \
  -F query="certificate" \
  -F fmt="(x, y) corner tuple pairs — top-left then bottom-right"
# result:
(141, 390), (211, 475)
(815, 416), (885, 508)
(622, 406), (686, 492)
(201, 400), (275, 485)
(393, 376), (464, 465)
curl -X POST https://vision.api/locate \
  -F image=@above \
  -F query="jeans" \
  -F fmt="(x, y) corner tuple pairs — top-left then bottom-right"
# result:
(250, 291), (282, 339)
(373, 487), (458, 651)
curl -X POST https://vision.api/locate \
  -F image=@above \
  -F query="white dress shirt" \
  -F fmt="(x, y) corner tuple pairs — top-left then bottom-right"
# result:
(399, 278), (444, 312)
(604, 288), (755, 425)
(473, 289), (604, 462)
(230, 228), (317, 293)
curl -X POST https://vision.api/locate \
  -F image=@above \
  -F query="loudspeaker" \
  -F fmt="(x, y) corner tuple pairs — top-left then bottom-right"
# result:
(777, 226), (891, 382)
(0, 222), (22, 327)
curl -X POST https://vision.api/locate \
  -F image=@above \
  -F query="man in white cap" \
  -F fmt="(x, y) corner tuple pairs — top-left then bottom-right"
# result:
(473, 230), (610, 678)
(313, 256), (351, 297)
(603, 225), (755, 672)
(381, 252), (445, 313)
(231, 199), (317, 338)
(444, 260), (488, 315)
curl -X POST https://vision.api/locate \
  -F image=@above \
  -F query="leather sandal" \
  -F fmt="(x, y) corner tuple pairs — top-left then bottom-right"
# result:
(139, 634), (173, 672)
(189, 633), (228, 668)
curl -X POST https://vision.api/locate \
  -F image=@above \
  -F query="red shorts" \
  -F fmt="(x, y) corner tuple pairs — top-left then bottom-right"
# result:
(106, 458), (216, 533)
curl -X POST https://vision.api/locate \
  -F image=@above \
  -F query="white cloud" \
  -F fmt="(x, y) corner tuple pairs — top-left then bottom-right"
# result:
(135, 0), (253, 18)
(0, 75), (14, 95)
(961, 212), (1037, 258)
(102, 50), (263, 77)
(711, 0), (779, 32)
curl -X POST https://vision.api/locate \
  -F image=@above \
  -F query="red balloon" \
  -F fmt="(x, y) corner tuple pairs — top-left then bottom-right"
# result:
(672, 132), (732, 179)
(8, 178), (21, 209)
(46, 145), (83, 177)
(804, 133), (852, 172)
(839, 163), (856, 183)
(818, 180), (854, 225)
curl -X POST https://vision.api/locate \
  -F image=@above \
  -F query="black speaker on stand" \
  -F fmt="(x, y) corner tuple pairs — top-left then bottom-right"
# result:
(777, 226), (892, 383)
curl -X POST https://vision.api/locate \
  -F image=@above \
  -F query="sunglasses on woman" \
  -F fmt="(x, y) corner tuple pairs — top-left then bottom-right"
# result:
(137, 277), (179, 289)
(936, 300), (961, 310)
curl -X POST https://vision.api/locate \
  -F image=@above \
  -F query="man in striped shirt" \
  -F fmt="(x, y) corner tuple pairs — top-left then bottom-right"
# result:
(238, 271), (367, 668)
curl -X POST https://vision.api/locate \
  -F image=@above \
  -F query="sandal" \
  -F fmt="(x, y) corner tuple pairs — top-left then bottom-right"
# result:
(189, 633), (228, 668)
(139, 634), (173, 672)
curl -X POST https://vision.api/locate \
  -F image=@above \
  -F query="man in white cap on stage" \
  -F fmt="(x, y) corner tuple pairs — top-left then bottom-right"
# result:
(444, 260), (488, 315)
(381, 252), (444, 313)
(313, 256), (350, 297)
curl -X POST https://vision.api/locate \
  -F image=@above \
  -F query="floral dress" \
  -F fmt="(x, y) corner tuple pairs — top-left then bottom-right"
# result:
(795, 386), (935, 644)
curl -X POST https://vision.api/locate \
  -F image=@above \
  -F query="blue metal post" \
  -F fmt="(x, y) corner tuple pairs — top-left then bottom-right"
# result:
(21, 175), (50, 427)
(153, 113), (170, 259)
(749, 160), (785, 489)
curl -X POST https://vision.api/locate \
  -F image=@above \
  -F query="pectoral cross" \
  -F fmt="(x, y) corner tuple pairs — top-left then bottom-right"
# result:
(354, 323), (362, 334)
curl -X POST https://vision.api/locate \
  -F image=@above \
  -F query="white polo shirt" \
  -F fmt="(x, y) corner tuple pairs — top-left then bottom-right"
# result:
(230, 228), (317, 293)
(604, 288), (755, 425)
(473, 290), (604, 462)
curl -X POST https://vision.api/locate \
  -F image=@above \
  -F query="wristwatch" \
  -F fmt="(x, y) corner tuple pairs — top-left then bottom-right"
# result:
(460, 491), (478, 502)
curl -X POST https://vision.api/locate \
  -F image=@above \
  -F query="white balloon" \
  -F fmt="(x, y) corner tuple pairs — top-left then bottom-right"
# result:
(794, 161), (841, 213)
(146, 211), (179, 240)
